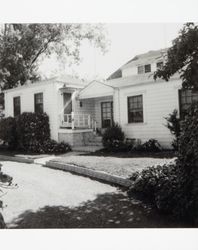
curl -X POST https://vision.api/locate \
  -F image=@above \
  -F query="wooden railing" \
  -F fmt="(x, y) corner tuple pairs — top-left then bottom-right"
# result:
(59, 112), (97, 130)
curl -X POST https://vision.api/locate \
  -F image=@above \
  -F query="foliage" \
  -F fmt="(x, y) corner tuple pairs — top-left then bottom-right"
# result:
(0, 23), (108, 90)
(102, 123), (125, 151)
(28, 139), (71, 154)
(0, 116), (17, 149)
(129, 163), (191, 219)
(165, 109), (181, 150)
(16, 112), (50, 151)
(132, 139), (162, 152)
(154, 23), (198, 90)
(0, 163), (14, 228)
(0, 112), (71, 154)
(153, 22), (198, 224)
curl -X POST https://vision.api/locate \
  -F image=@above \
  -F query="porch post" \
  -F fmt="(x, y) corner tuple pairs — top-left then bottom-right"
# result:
(71, 111), (75, 130)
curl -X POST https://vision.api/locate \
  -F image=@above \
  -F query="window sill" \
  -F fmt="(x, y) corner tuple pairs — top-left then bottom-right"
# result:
(125, 122), (147, 126)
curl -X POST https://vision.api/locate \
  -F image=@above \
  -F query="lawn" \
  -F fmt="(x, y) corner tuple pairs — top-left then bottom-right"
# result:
(51, 155), (176, 178)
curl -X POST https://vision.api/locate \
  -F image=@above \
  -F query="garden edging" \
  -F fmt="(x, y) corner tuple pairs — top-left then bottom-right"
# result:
(0, 154), (34, 163)
(45, 160), (132, 187)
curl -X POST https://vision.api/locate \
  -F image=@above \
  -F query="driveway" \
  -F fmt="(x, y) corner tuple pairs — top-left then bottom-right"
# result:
(0, 161), (188, 228)
(1, 161), (116, 226)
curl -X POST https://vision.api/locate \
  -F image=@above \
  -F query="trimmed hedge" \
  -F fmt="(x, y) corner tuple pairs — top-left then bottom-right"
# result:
(0, 112), (71, 154)
(0, 117), (17, 149)
(16, 112), (50, 151)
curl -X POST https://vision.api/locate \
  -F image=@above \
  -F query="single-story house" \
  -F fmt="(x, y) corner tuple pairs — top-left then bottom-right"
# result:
(4, 49), (198, 148)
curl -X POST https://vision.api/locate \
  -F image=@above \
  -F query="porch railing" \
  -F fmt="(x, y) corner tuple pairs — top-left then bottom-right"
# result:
(59, 112), (97, 130)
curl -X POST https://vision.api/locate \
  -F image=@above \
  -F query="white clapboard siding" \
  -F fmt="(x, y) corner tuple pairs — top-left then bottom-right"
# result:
(117, 79), (181, 148)
(4, 81), (60, 141)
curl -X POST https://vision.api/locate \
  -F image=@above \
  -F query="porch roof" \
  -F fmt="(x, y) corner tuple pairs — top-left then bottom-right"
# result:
(78, 80), (114, 99)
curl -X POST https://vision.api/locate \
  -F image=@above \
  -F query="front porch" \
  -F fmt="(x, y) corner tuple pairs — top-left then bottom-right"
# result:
(57, 80), (115, 147)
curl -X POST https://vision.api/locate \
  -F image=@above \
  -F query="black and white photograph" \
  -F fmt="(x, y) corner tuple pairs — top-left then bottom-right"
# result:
(0, 0), (198, 249)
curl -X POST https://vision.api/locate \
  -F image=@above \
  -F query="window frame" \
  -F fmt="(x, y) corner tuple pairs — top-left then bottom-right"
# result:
(179, 89), (198, 118)
(34, 92), (44, 113)
(156, 61), (163, 69)
(137, 64), (151, 74)
(144, 64), (151, 73)
(13, 96), (21, 117)
(128, 94), (144, 123)
(101, 101), (113, 128)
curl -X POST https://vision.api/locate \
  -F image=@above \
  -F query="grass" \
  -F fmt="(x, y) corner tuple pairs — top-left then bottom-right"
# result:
(84, 149), (177, 159)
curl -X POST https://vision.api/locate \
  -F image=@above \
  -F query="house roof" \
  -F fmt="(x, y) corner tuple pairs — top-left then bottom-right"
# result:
(4, 74), (88, 93)
(107, 48), (168, 80)
(78, 80), (114, 99)
(107, 72), (180, 89)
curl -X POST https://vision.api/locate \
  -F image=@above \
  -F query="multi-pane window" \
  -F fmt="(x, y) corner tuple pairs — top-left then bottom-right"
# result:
(128, 95), (143, 123)
(13, 96), (21, 117)
(34, 93), (43, 113)
(137, 64), (151, 74)
(137, 65), (144, 74)
(101, 102), (113, 128)
(179, 89), (198, 118)
(144, 64), (151, 73)
(156, 61), (163, 69)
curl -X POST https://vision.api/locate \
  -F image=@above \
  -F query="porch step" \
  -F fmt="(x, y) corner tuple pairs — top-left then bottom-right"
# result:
(85, 142), (103, 147)
(84, 135), (103, 146)
(72, 145), (103, 153)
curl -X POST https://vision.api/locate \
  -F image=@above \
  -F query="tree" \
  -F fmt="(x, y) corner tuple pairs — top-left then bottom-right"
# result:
(154, 22), (198, 224)
(154, 23), (198, 90)
(0, 23), (108, 90)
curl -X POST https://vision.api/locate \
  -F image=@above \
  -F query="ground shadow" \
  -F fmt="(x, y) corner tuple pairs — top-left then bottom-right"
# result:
(9, 192), (191, 229)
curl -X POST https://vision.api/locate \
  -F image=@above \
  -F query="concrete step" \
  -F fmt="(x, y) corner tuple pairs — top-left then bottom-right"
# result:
(85, 142), (103, 146)
(72, 145), (103, 152)
(93, 136), (102, 142)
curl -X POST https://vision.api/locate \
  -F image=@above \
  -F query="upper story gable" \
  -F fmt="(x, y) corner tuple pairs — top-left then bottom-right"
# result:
(107, 48), (168, 80)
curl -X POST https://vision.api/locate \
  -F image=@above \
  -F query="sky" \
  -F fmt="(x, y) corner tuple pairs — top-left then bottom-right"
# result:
(39, 23), (184, 81)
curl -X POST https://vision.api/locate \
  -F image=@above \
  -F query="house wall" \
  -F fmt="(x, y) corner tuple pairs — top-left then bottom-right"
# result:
(122, 62), (158, 77)
(113, 79), (182, 148)
(4, 82), (60, 141)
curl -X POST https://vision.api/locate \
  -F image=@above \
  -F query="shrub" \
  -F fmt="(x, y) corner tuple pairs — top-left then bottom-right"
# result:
(0, 117), (17, 149)
(132, 139), (162, 152)
(16, 112), (50, 151)
(102, 123), (125, 151)
(129, 162), (188, 218)
(41, 139), (71, 154)
(177, 103), (198, 224)
(165, 109), (181, 150)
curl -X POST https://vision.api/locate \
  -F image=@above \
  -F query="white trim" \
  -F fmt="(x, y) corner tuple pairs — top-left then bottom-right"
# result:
(58, 128), (93, 134)
(125, 90), (147, 125)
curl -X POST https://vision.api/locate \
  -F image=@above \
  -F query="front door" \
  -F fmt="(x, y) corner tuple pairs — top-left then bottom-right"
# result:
(101, 101), (113, 128)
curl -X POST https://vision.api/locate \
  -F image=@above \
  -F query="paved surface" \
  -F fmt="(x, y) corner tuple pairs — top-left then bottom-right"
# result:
(1, 161), (117, 226)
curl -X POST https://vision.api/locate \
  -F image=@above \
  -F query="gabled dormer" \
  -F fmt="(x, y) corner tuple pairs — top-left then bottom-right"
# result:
(107, 48), (167, 80)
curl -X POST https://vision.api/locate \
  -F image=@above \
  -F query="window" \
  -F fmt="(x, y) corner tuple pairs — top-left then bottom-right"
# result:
(137, 65), (144, 74)
(128, 95), (143, 123)
(137, 64), (151, 74)
(13, 96), (21, 117)
(34, 93), (43, 113)
(179, 89), (198, 118)
(101, 102), (113, 128)
(156, 61), (163, 69)
(145, 64), (151, 73)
